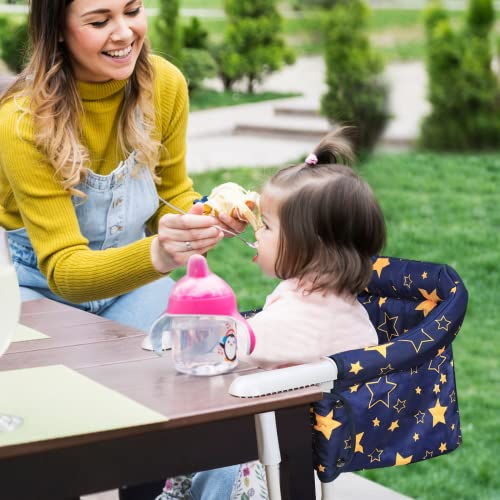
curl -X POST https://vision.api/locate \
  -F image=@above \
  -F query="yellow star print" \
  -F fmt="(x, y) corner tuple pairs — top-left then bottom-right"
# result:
(355, 432), (364, 453)
(395, 453), (413, 466)
(413, 433), (419, 442)
(379, 364), (393, 375)
(378, 297), (387, 307)
(377, 313), (400, 342)
(373, 257), (390, 277)
(318, 464), (326, 473)
(429, 400), (448, 427)
(439, 442), (447, 453)
(433, 384), (441, 394)
(388, 420), (399, 432)
(350, 384), (360, 393)
(416, 288), (442, 317)
(368, 448), (383, 463)
(414, 410), (425, 424)
(400, 328), (434, 353)
(440, 374), (447, 384)
(393, 399), (406, 413)
(372, 417), (380, 427)
(435, 315), (452, 331)
(349, 361), (363, 375)
(428, 354), (446, 373)
(415, 386), (422, 395)
(364, 343), (394, 359)
(314, 410), (342, 440)
(367, 376), (398, 409)
(422, 271), (428, 279)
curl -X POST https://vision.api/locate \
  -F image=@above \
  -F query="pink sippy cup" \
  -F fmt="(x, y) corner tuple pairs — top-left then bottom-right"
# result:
(149, 254), (255, 376)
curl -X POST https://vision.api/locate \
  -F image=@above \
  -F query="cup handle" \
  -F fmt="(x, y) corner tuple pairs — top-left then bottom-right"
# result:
(149, 315), (172, 355)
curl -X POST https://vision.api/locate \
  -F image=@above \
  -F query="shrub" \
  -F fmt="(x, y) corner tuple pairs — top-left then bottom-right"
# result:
(466, 0), (495, 36)
(0, 15), (28, 73)
(422, 0), (448, 37)
(420, 0), (500, 150)
(182, 17), (209, 50)
(181, 48), (217, 92)
(320, 0), (390, 153)
(221, 0), (295, 93)
(209, 42), (243, 92)
(155, 0), (182, 65)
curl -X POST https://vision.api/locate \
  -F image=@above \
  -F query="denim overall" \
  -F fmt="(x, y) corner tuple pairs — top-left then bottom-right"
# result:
(7, 152), (174, 332)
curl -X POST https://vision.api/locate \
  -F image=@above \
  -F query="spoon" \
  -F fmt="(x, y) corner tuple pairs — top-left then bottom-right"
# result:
(158, 196), (257, 249)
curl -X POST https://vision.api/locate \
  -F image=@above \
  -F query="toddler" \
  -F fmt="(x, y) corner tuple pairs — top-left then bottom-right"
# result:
(241, 129), (385, 369)
(158, 129), (386, 499)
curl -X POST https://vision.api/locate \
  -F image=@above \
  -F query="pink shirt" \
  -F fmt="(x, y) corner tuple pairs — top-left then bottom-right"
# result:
(241, 279), (377, 369)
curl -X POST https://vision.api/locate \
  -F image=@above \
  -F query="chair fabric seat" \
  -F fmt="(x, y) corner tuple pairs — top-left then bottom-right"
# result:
(311, 256), (468, 483)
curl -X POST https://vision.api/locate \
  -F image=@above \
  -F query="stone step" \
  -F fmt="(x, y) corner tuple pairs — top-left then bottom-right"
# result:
(234, 113), (332, 140)
(274, 103), (321, 118)
(247, 100), (419, 147)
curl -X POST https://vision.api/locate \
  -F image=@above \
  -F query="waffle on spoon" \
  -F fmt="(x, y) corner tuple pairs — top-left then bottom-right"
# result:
(201, 182), (263, 231)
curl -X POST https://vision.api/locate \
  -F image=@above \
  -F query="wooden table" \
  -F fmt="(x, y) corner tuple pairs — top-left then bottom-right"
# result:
(0, 299), (322, 500)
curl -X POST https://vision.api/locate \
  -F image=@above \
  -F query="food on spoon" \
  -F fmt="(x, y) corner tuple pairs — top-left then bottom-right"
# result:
(201, 182), (263, 231)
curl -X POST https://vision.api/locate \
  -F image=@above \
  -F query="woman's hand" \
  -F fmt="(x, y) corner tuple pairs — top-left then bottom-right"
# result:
(151, 203), (224, 274)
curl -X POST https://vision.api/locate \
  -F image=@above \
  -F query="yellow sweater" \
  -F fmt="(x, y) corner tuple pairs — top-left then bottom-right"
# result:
(0, 55), (199, 302)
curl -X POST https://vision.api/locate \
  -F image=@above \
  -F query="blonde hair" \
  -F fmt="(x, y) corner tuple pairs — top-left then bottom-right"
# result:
(0, 0), (161, 195)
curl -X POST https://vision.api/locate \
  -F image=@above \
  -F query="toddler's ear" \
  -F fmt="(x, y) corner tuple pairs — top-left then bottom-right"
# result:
(188, 202), (204, 215)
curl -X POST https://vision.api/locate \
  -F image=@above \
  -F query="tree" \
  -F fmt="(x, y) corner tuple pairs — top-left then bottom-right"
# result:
(182, 17), (209, 50)
(419, 0), (500, 150)
(321, 0), (389, 153)
(155, 0), (182, 65)
(221, 0), (295, 93)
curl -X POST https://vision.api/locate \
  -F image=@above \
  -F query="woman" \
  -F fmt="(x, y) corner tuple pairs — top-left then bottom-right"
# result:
(0, 1), (245, 498)
(0, 0), (244, 333)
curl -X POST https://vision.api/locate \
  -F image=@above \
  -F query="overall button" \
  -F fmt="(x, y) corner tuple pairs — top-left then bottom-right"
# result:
(336, 458), (346, 468)
(113, 198), (123, 209)
(335, 400), (344, 409)
(110, 225), (123, 235)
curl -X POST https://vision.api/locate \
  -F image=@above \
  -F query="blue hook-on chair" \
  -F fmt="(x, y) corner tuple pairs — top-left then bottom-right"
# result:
(229, 257), (468, 500)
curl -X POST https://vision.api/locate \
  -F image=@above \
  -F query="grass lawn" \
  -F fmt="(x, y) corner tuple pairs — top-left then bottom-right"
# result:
(176, 151), (499, 500)
(190, 89), (300, 111)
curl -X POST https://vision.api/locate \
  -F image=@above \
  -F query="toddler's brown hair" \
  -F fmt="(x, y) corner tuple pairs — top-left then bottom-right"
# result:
(263, 129), (386, 296)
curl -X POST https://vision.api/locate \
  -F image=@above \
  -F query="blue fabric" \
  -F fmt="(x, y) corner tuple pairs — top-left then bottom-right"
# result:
(190, 466), (239, 500)
(312, 256), (468, 482)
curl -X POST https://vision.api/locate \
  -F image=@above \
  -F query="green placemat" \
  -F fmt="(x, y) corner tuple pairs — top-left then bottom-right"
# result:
(12, 324), (49, 342)
(0, 365), (168, 447)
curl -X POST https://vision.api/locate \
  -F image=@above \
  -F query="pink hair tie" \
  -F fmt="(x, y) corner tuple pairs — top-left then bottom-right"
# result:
(305, 153), (318, 165)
